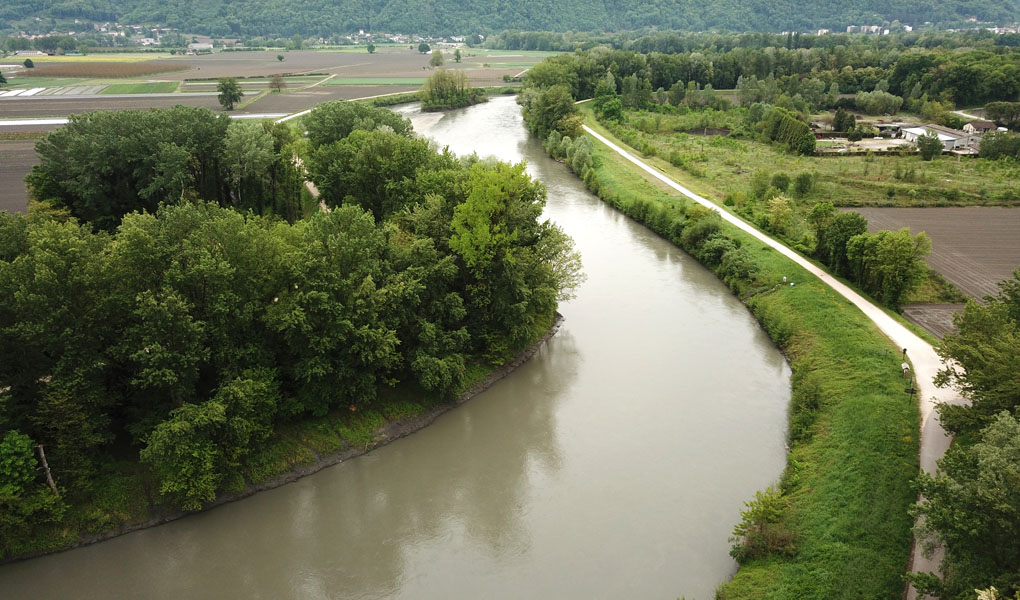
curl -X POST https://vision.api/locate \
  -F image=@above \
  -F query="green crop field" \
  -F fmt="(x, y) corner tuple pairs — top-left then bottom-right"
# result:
(101, 81), (180, 94)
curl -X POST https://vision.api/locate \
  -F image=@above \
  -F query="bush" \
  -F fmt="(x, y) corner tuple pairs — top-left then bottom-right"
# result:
(750, 169), (771, 199)
(719, 246), (760, 284)
(770, 173), (790, 192)
(917, 131), (943, 161)
(980, 131), (1020, 159)
(793, 172), (813, 196)
(680, 213), (721, 250)
(729, 486), (795, 563)
(699, 235), (736, 266)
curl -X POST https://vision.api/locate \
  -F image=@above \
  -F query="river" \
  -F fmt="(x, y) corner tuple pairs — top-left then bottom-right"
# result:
(0, 96), (789, 600)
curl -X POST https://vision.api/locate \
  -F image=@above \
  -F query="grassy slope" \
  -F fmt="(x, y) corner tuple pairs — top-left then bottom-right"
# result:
(588, 140), (919, 599)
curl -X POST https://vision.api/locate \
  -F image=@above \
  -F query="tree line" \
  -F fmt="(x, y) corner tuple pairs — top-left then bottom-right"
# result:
(27, 106), (304, 230)
(514, 40), (1020, 114)
(0, 101), (583, 554)
(910, 270), (1020, 599)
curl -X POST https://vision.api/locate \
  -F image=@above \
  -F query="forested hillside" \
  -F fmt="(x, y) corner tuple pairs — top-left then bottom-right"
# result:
(2, 0), (1019, 37)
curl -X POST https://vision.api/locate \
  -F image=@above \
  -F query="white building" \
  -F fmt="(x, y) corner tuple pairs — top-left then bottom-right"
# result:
(902, 124), (980, 150)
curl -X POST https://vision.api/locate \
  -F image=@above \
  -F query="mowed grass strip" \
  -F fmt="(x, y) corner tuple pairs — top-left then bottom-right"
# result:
(588, 141), (919, 599)
(23, 62), (187, 78)
(101, 81), (179, 94)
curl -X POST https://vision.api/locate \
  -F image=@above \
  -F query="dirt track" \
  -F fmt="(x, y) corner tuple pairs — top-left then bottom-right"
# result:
(853, 207), (1020, 300)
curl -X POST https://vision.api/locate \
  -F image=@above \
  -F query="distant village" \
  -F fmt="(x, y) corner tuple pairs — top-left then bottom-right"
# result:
(2, 19), (477, 55)
(2, 14), (1020, 57)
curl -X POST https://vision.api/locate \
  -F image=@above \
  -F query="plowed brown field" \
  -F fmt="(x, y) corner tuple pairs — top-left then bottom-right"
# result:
(0, 94), (222, 117)
(0, 140), (37, 213)
(853, 207), (1020, 300)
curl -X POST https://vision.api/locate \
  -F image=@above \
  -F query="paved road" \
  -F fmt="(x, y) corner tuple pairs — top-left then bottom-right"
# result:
(583, 124), (965, 599)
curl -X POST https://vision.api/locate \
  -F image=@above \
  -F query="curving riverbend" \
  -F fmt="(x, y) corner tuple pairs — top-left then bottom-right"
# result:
(0, 96), (790, 600)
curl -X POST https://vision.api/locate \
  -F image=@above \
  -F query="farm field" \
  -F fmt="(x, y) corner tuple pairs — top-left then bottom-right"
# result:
(224, 85), (423, 112)
(0, 140), (38, 213)
(852, 206), (1020, 300)
(0, 48), (547, 215)
(901, 304), (967, 339)
(0, 93), (221, 117)
(101, 82), (179, 94)
(323, 77), (427, 85)
(2, 49), (530, 98)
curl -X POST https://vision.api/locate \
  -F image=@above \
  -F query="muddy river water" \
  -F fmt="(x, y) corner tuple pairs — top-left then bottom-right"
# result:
(0, 96), (789, 600)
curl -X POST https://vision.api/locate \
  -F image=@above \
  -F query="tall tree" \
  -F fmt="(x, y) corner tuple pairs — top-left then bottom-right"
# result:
(217, 77), (243, 111)
(917, 131), (943, 161)
(911, 411), (1020, 599)
(221, 120), (276, 211)
(935, 270), (1020, 435)
(302, 100), (412, 149)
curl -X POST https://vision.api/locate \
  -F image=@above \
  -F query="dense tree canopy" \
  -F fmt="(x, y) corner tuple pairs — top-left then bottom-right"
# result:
(507, 39), (1020, 112)
(2, 101), (584, 541)
(4, 0), (1020, 37)
(26, 106), (304, 229)
(935, 270), (1020, 436)
(912, 410), (1020, 599)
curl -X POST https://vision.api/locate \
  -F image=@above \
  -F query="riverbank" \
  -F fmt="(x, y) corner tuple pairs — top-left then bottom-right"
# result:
(2, 312), (563, 565)
(571, 123), (920, 598)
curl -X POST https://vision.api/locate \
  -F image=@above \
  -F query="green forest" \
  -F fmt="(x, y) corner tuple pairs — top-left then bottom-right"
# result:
(3, 0), (1020, 37)
(0, 101), (583, 558)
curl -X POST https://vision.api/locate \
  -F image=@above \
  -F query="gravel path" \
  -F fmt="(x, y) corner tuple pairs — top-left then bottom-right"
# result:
(584, 124), (965, 600)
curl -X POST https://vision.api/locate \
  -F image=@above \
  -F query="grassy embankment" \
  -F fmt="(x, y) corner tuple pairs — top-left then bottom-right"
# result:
(581, 122), (920, 598)
(8, 309), (558, 560)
